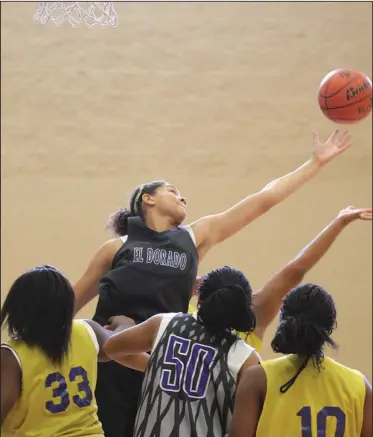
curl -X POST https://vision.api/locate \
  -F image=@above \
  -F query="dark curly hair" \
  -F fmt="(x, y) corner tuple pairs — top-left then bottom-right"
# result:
(106, 180), (166, 236)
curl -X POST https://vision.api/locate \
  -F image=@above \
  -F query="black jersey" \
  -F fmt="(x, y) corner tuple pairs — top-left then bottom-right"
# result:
(93, 217), (198, 325)
(134, 313), (254, 437)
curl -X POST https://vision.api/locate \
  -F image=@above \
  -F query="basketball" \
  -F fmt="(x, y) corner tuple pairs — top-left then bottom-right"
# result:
(318, 69), (372, 124)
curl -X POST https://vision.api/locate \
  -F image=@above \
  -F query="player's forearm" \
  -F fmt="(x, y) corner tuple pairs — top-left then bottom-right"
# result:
(108, 352), (150, 372)
(260, 158), (321, 204)
(225, 158), (322, 222)
(288, 216), (347, 272)
(198, 159), (322, 246)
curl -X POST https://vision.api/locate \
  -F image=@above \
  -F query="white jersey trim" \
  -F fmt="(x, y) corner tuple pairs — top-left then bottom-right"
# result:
(120, 235), (128, 244)
(227, 339), (255, 381)
(151, 313), (255, 381)
(1, 343), (22, 372)
(184, 225), (196, 246)
(151, 312), (180, 353)
(76, 320), (100, 355)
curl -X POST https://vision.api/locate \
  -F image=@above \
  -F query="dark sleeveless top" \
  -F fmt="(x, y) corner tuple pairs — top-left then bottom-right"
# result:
(93, 217), (199, 325)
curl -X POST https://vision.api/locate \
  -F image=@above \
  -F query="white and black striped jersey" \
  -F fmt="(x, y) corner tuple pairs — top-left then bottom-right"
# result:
(134, 313), (255, 437)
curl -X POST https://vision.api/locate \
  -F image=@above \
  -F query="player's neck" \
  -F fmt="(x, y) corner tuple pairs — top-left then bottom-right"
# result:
(144, 214), (176, 233)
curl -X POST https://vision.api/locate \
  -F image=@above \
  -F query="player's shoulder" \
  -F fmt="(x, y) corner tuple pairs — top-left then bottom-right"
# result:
(72, 319), (99, 354)
(236, 330), (263, 353)
(151, 312), (183, 353)
(1, 342), (22, 373)
(180, 225), (197, 245)
(240, 362), (266, 387)
(324, 356), (358, 371)
(1, 335), (29, 365)
(158, 312), (186, 331)
(94, 238), (124, 267)
(260, 355), (289, 372)
(104, 237), (126, 252)
(230, 336), (256, 354)
(227, 337), (258, 379)
(324, 357), (365, 381)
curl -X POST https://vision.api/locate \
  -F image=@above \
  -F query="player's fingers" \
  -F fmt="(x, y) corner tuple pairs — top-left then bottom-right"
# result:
(339, 134), (353, 148)
(340, 129), (349, 137)
(328, 129), (339, 142)
(311, 130), (320, 142)
(360, 212), (373, 220)
(336, 141), (353, 154)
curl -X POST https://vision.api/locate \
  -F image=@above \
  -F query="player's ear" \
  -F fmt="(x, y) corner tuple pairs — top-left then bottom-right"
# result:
(142, 193), (156, 206)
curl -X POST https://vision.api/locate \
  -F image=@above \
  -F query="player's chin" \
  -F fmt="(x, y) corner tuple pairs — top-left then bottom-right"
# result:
(174, 207), (187, 225)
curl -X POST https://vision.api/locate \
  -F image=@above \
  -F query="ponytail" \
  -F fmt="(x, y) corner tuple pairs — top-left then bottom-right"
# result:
(272, 284), (338, 393)
(271, 315), (330, 359)
(106, 180), (166, 237)
(106, 208), (135, 237)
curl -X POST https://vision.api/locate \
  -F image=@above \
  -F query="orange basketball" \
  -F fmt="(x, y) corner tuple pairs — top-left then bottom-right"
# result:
(318, 69), (372, 124)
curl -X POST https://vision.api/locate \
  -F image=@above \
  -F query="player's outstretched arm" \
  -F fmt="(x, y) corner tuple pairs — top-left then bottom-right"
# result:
(103, 315), (164, 371)
(190, 129), (352, 259)
(1, 347), (21, 425)
(252, 206), (372, 339)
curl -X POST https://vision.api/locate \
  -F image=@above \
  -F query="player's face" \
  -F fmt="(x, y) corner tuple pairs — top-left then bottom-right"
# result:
(154, 184), (187, 224)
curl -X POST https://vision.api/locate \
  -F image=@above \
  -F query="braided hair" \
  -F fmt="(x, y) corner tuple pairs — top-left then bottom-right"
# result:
(271, 283), (338, 393)
(197, 266), (256, 344)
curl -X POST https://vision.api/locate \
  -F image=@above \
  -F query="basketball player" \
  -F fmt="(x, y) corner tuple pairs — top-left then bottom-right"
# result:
(229, 285), (372, 437)
(191, 205), (373, 348)
(103, 266), (260, 437)
(0, 265), (139, 437)
(102, 205), (371, 437)
(73, 129), (352, 437)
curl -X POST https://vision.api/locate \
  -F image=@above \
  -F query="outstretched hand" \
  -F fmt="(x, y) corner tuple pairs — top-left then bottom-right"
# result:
(312, 129), (353, 167)
(337, 206), (372, 224)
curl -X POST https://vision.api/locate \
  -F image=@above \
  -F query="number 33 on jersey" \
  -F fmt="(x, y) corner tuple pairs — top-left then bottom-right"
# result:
(45, 365), (93, 413)
(2, 321), (103, 437)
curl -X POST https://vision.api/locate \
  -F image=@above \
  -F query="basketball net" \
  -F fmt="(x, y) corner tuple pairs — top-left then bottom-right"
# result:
(34, 2), (118, 27)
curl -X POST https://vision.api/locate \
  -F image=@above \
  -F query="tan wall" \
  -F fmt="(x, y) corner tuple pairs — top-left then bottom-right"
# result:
(2, 2), (372, 380)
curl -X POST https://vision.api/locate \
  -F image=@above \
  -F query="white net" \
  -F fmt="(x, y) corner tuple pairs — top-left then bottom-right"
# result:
(34, 2), (118, 27)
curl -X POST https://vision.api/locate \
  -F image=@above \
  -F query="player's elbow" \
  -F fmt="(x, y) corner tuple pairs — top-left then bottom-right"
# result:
(102, 337), (119, 360)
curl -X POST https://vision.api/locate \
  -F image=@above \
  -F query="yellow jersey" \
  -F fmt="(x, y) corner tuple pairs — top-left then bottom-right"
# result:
(256, 355), (366, 437)
(1, 320), (104, 437)
(187, 303), (263, 352)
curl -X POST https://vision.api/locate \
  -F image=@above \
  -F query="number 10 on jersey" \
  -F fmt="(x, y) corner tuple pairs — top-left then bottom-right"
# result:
(298, 406), (346, 437)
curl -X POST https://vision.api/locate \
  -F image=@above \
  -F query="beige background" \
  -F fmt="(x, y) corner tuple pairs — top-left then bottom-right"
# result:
(1, 2), (372, 380)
